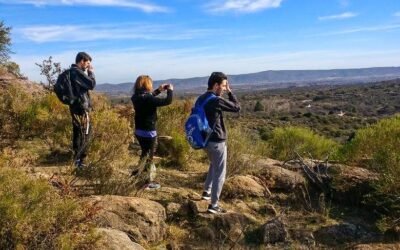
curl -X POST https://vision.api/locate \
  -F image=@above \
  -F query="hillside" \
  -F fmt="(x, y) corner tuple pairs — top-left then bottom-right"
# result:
(97, 66), (400, 95)
(0, 67), (399, 249)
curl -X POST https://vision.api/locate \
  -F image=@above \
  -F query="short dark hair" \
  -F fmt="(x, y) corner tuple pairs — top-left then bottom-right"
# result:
(75, 52), (92, 64)
(207, 72), (227, 90)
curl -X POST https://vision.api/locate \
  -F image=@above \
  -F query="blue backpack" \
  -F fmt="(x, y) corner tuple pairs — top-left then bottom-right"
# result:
(185, 94), (217, 149)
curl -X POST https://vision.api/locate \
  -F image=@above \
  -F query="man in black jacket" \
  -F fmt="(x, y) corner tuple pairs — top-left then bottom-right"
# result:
(199, 72), (240, 213)
(70, 52), (96, 169)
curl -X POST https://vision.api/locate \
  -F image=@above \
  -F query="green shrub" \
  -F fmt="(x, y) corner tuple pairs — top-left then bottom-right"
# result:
(0, 168), (98, 249)
(342, 115), (400, 195)
(156, 99), (192, 136)
(0, 82), (71, 152)
(269, 126), (338, 161)
(164, 130), (192, 170)
(227, 124), (270, 177)
(0, 83), (37, 141)
(156, 99), (202, 170)
(83, 108), (135, 195)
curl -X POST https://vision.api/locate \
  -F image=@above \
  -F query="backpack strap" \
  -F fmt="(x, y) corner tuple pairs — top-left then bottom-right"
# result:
(197, 93), (217, 109)
(199, 93), (219, 145)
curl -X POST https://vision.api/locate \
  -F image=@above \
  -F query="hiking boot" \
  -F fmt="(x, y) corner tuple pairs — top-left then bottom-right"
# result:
(201, 191), (211, 200)
(207, 204), (227, 214)
(145, 182), (161, 190)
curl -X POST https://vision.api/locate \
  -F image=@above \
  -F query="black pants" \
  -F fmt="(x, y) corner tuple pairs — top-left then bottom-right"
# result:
(135, 135), (157, 161)
(71, 111), (91, 162)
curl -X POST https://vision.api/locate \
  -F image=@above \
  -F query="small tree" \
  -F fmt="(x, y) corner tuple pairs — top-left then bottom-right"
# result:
(254, 100), (264, 112)
(35, 56), (63, 89)
(0, 21), (12, 64)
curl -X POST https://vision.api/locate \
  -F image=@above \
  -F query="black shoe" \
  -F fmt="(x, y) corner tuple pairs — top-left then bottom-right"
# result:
(201, 191), (211, 200)
(74, 159), (86, 170)
(145, 182), (161, 190)
(207, 204), (227, 214)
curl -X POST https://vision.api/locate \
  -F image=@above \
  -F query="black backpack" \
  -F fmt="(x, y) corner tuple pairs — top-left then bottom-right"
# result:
(54, 69), (77, 105)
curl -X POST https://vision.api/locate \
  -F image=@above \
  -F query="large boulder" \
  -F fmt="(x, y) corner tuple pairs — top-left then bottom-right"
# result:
(224, 175), (266, 198)
(255, 158), (306, 190)
(86, 195), (167, 244)
(195, 212), (257, 244)
(96, 228), (145, 250)
(314, 223), (371, 246)
(329, 164), (379, 205)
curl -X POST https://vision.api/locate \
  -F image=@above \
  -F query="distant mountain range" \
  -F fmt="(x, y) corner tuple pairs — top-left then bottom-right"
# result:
(96, 67), (400, 95)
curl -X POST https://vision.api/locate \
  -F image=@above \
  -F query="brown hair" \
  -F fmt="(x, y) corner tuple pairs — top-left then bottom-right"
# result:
(134, 75), (153, 93)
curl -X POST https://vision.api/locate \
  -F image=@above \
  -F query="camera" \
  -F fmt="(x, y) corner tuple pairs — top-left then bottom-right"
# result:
(163, 84), (169, 90)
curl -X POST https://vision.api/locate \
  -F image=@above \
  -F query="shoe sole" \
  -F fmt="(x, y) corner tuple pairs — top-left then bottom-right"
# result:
(201, 196), (211, 200)
(207, 208), (218, 214)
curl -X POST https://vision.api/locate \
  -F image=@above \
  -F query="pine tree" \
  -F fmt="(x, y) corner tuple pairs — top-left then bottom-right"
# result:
(0, 21), (12, 64)
(254, 100), (264, 112)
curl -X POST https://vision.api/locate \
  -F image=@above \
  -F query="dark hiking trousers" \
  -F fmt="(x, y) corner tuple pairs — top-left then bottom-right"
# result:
(135, 135), (157, 161)
(135, 135), (157, 182)
(71, 111), (91, 162)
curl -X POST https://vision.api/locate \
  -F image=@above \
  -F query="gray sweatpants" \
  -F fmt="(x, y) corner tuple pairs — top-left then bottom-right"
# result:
(204, 141), (227, 206)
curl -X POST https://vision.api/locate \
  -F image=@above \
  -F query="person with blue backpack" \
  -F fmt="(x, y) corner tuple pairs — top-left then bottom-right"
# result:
(195, 72), (240, 213)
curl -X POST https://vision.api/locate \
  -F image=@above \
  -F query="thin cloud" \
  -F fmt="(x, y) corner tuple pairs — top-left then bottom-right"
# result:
(318, 12), (358, 21)
(0, 0), (170, 13)
(17, 24), (216, 43)
(207, 0), (283, 13)
(394, 12), (400, 17)
(339, 0), (350, 7)
(316, 24), (400, 36)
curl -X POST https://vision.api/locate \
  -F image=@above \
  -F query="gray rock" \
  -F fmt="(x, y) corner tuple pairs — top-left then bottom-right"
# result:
(314, 223), (369, 246)
(166, 202), (181, 216)
(261, 218), (288, 244)
(85, 195), (167, 244)
(224, 175), (266, 198)
(96, 228), (145, 250)
(255, 159), (306, 190)
(188, 199), (209, 215)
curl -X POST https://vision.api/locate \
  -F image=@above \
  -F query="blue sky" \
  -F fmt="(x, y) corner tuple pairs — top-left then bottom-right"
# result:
(1, 0), (400, 83)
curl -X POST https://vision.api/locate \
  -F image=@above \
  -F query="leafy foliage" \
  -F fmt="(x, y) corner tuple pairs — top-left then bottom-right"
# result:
(342, 115), (400, 196)
(0, 168), (99, 249)
(226, 123), (270, 177)
(269, 126), (338, 161)
(156, 99), (196, 169)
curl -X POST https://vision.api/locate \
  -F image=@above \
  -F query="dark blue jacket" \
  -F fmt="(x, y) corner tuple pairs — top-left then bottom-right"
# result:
(69, 64), (96, 115)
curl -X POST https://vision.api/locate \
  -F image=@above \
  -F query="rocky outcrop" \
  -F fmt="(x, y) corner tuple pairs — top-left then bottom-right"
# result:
(255, 159), (306, 190)
(96, 228), (145, 250)
(224, 175), (266, 198)
(86, 195), (167, 244)
(314, 223), (371, 246)
(329, 164), (379, 205)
